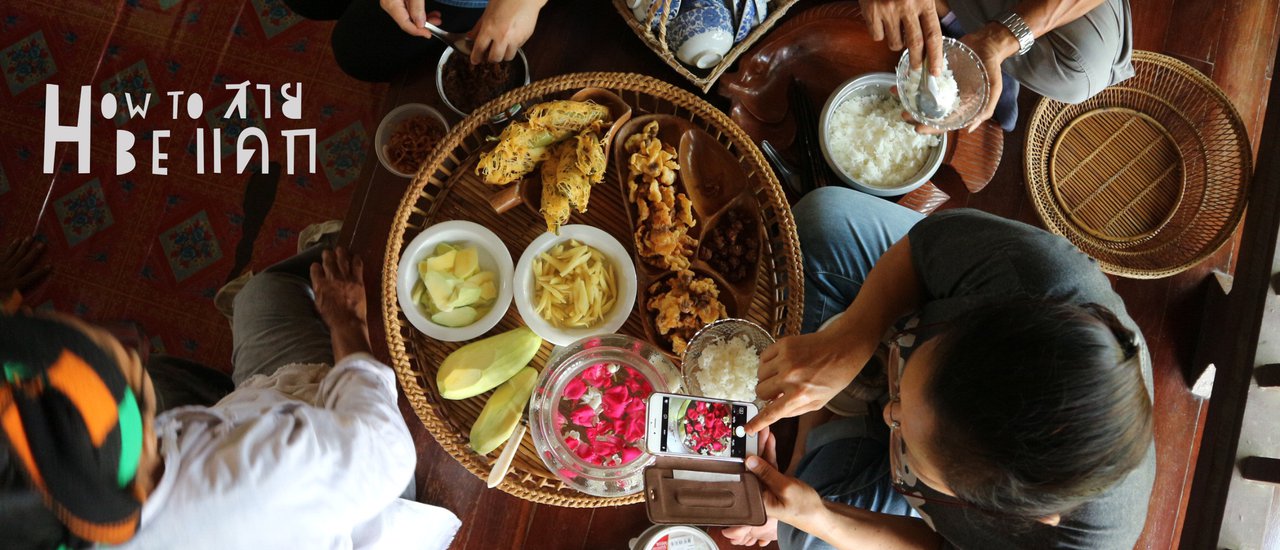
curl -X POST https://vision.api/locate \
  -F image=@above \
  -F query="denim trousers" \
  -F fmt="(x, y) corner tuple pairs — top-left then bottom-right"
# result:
(780, 188), (924, 550)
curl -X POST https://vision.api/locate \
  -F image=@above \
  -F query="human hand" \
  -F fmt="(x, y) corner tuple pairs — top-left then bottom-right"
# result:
(723, 428), (781, 546)
(957, 24), (1020, 132)
(747, 332), (863, 434)
(745, 453), (826, 531)
(310, 247), (371, 357)
(379, 0), (441, 39)
(0, 237), (51, 294)
(469, 0), (546, 64)
(862, 0), (944, 75)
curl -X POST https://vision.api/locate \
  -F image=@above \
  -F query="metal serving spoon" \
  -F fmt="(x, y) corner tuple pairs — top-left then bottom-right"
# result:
(915, 50), (946, 119)
(423, 21), (473, 57)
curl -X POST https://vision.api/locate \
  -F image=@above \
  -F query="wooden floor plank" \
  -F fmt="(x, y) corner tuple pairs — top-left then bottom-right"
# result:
(522, 504), (596, 550)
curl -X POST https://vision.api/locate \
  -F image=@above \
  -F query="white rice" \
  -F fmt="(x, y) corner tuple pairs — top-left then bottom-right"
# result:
(902, 68), (959, 116)
(826, 94), (941, 189)
(694, 335), (759, 403)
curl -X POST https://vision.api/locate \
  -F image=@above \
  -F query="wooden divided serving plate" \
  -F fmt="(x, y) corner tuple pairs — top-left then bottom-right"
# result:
(381, 72), (803, 507)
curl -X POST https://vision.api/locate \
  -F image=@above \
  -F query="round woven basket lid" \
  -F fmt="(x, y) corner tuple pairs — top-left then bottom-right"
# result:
(1024, 51), (1252, 279)
(1048, 107), (1185, 244)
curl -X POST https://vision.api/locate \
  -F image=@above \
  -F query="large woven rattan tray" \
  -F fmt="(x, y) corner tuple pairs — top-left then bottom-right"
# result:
(1025, 51), (1252, 278)
(381, 72), (804, 507)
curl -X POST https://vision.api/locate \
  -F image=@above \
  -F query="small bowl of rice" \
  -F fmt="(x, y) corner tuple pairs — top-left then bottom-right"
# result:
(818, 72), (947, 197)
(681, 318), (775, 405)
(896, 37), (989, 131)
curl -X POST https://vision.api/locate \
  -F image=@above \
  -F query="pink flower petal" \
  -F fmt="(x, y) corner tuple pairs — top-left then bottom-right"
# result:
(623, 418), (646, 442)
(626, 397), (648, 413)
(570, 405), (598, 428)
(582, 363), (611, 387)
(620, 446), (642, 464)
(574, 441), (598, 462)
(563, 378), (588, 400)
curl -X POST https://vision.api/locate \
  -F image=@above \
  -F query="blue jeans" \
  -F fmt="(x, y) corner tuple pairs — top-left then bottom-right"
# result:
(781, 188), (923, 550)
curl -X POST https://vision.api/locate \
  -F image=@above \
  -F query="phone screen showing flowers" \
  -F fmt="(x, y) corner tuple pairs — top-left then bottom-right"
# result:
(659, 396), (748, 459)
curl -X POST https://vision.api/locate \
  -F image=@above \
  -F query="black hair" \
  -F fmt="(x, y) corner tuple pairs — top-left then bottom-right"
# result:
(924, 300), (1152, 519)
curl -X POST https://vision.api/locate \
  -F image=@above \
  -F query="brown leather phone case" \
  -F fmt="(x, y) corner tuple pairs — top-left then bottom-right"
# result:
(643, 456), (767, 526)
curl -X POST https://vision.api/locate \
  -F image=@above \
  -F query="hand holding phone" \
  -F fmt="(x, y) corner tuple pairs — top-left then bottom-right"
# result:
(645, 393), (759, 461)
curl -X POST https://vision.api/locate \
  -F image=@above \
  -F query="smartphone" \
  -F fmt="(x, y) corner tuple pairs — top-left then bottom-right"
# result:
(645, 392), (759, 461)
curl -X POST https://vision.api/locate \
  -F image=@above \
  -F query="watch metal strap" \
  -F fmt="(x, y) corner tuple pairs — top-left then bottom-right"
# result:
(997, 11), (1035, 56)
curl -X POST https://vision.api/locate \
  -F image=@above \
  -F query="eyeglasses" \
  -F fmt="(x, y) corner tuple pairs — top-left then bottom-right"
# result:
(885, 331), (974, 510)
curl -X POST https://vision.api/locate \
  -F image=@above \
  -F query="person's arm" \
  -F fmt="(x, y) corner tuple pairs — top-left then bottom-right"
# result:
(470, 0), (548, 64)
(748, 237), (923, 433)
(957, 0), (1106, 130)
(747, 456), (943, 549)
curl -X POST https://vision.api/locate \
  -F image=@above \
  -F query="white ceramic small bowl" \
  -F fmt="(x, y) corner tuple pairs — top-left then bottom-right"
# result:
(396, 220), (514, 342)
(514, 225), (638, 347)
(375, 103), (449, 178)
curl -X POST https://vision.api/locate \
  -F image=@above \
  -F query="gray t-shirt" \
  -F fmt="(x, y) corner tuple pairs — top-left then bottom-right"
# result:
(904, 209), (1155, 550)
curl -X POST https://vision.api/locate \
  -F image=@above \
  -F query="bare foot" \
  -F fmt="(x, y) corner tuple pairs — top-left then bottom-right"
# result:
(722, 517), (779, 547)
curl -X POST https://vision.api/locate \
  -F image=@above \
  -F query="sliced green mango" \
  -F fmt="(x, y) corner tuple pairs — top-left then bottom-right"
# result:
(470, 367), (538, 455)
(425, 270), (458, 312)
(449, 284), (483, 309)
(478, 281), (497, 302)
(453, 247), (479, 279)
(426, 249), (457, 273)
(410, 279), (426, 304)
(438, 327), (543, 400)
(434, 243), (457, 256)
(432, 306), (478, 327)
(465, 271), (495, 286)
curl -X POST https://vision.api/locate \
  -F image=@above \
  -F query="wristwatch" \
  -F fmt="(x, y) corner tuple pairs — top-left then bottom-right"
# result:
(996, 11), (1035, 56)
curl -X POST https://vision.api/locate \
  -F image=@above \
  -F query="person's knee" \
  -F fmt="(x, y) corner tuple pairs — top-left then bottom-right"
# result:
(234, 273), (311, 314)
(793, 187), (859, 242)
(1027, 67), (1098, 104)
(330, 26), (394, 83)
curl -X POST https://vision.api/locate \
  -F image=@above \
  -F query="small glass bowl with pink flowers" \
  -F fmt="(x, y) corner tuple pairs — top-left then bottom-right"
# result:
(529, 333), (682, 497)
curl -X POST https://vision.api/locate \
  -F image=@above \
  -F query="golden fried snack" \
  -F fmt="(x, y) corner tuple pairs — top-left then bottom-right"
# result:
(554, 129), (607, 213)
(625, 121), (698, 271)
(646, 270), (727, 355)
(539, 152), (570, 234)
(477, 123), (556, 185)
(476, 101), (611, 187)
(526, 101), (609, 132)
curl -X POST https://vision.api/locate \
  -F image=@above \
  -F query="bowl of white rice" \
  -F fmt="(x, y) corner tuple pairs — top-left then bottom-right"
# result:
(896, 37), (989, 131)
(818, 72), (947, 197)
(681, 318), (774, 405)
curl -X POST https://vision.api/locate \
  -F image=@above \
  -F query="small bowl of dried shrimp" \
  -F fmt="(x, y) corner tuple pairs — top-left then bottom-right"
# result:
(375, 103), (450, 178)
(514, 224), (638, 346)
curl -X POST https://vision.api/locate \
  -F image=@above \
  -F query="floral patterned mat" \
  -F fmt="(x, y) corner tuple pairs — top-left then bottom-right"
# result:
(1, 0), (385, 370)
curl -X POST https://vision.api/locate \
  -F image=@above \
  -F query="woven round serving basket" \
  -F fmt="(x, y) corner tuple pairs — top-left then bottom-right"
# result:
(381, 72), (804, 507)
(1024, 51), (1252, 278)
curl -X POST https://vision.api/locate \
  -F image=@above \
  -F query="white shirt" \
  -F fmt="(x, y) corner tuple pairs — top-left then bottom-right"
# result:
(113, 354), (461, 550)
